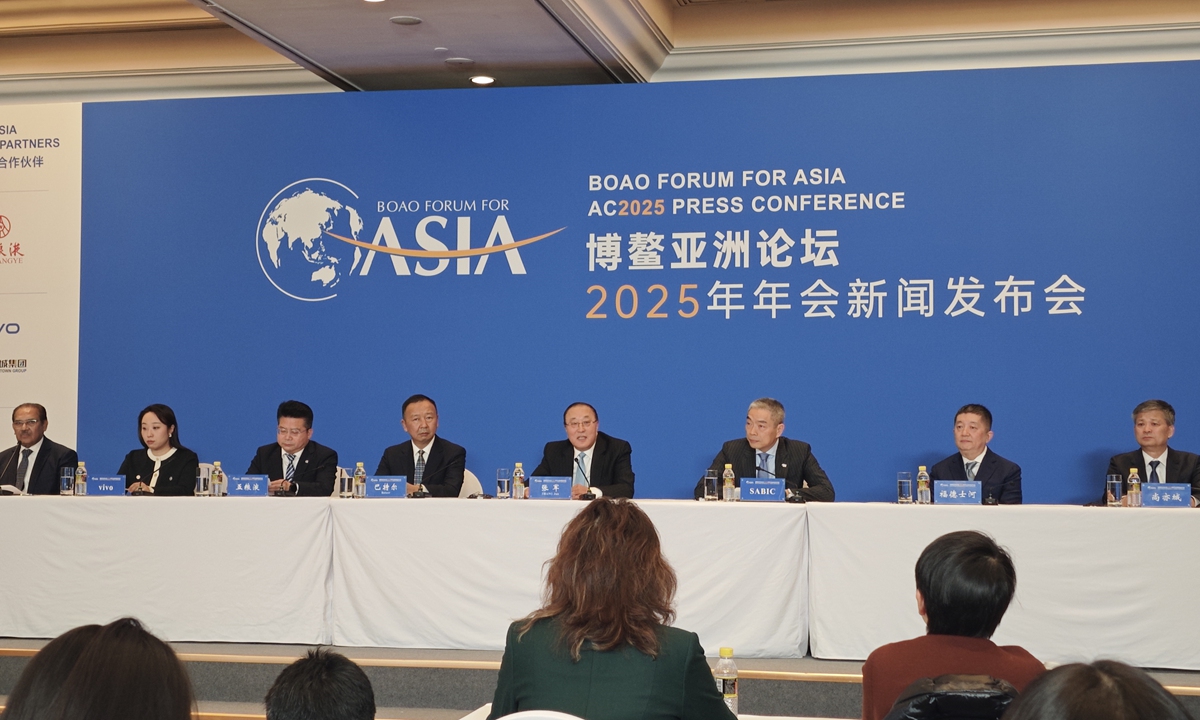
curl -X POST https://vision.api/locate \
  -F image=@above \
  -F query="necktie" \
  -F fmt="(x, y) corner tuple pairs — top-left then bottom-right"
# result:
(1149, 460), (1161, 483)
(758, 452), (770, 478)
(15, 448), (31, 491)
(285, 453), (296, 481)
(574, 452), (587, 485)
(415, 449), (425, 487)
(965, 461), (978, 480)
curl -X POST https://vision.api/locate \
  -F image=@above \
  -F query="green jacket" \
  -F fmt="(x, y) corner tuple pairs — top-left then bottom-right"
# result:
(488, 618), (737, 720)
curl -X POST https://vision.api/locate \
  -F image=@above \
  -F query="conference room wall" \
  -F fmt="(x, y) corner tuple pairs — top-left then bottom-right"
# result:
(77, 61), (1200, 503)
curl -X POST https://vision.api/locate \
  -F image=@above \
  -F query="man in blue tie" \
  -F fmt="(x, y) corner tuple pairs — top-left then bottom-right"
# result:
(693, 398), (833, 501)
(532, 402), (635, 498)
(929, 404), (1022, 504)
(1105, 399), (1200, 507)
(247, 400), (338, 496)
(375, 394), (466, 497)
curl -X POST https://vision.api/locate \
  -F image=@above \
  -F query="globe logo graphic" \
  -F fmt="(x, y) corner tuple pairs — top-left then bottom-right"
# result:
(257, 178), (366, 301)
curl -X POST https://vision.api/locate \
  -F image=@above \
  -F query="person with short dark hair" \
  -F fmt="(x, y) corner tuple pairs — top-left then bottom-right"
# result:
(0, 402), (77, 495)
(1003, 660), (1193, 720)
(929, 404), (1022, 504)
(0, 624), (101, 720)
(860, 531), (1044, 720)
(119, 404), (199, 495)
(1105, 399), (1200, 507)
(47, 617), (195, 720)
(248, 400), (338, 496)
(375, 394), (466, 497)
(488, 497), (733, 720)
(693, 397), (833, 501)
(264, 649), (376, 720)
(532, 402), (635, 498)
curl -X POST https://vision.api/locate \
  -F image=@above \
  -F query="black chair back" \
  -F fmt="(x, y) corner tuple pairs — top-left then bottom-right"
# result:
(881, 674), (1019, 720)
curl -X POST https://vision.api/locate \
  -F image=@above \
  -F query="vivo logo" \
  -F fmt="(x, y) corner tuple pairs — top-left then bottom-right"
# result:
(0, 323), (19, 334)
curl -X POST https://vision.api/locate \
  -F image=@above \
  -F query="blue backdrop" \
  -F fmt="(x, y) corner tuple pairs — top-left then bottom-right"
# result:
(79, 61), (1200, 502)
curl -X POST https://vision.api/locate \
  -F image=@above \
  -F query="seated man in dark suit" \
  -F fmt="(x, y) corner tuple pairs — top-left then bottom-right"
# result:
(0, 403), (77, 495)
(1105, 399), (1200, 507)
(375, 394), (466, 497)
(861, 531), (1045, 720)
(247, 400), (337, 496)
(693, 397), (833, 501)
(532, 402), (634, 498)
(929, 404), (1022, 504)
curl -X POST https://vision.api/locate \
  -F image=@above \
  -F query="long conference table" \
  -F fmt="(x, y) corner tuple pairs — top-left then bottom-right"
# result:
(0, 497), (1196, 669)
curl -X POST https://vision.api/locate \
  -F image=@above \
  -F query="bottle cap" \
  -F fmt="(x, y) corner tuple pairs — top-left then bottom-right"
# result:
(918, 465), (926, 472)
(214, 461), (221, 467)
(719, 647), (734, 658)
(78, 461), (85, 467)
(515, 462), (523, 467)
(724, 463), (732, 469)
(356, 461), (364, 467)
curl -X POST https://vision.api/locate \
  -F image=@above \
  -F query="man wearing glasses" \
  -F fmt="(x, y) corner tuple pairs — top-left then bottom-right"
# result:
(0, 403), (77, 495)
(247, 400), (338, 496)
(532, 402), (635, 498)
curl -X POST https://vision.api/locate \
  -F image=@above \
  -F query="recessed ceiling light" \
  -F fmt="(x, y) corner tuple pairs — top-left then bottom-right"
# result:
(445, 57), (475, 66)
(364, 0), (385, 3)
(470, 76), (495, 85)
(390, 15), (421, 25)
(434, 47), (449, 52)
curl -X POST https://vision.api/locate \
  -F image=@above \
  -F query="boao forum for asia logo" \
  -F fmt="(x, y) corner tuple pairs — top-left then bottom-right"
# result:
(256, 178), (564, 301)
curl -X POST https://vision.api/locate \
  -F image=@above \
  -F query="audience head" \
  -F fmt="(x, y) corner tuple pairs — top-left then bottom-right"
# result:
(265, 649), (376, 720)
(915, 530), (1016, 639)
(46, 617), (195, 720)
(746, 398), (785, 451)
(137, 403), (182, 452)
(524, 497), (676, 660)
(0, 624), (101, 720)
(1002, 660), (1193, 720)
(276, 400), (314, 454)
(11, 402), (48, 448)
(1132, 399), (1175, 456)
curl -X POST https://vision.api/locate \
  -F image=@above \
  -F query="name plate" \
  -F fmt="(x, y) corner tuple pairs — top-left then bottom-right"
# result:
(740, 477), (785, 502)
(88, 476), (125, 496)
(529, 476), (572, 499)
(1142, 483), (1191, 508)
(366, 476), (407, 498)
(934, 480), (982, 504)
(227, 475), (268, 497)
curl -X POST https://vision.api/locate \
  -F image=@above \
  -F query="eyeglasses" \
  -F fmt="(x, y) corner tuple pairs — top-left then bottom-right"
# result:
(12, 419), (40, 428)
(566, 420), (595, 430)
(277, 427), (308, 437)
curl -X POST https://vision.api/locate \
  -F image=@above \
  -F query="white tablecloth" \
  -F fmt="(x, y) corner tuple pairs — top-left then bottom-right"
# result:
(331, 499), (809, 657)
(0, 496), (333, 644)
(807, 503), (1200, 670)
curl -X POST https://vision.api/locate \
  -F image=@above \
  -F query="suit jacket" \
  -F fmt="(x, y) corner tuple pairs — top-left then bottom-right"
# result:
(929, 449), (1022, 504)
(488, 617), (736, 720)
(376, 436), (466, 498)
(0, 437), (77, 495)
(118, 447), (199, 496)
(247, 440), (337, 496)
(694, 436), (834, 501)
(532, 431), (635, 498)
(1105, 447), (1200, 505)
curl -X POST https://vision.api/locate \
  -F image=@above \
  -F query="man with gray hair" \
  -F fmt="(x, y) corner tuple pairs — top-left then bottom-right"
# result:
(1105, 399), (1200, 507)
(693, 397), (833, 501)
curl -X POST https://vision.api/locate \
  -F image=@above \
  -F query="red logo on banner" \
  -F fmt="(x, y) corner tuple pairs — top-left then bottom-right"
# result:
(0, 216), (9, 239)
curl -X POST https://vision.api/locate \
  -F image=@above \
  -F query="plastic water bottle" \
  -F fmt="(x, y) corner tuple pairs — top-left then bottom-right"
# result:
(916, 465), (931, 504)
(73, 462), (87, 496)
(714, 647), (738, 714)
(353, 462), (367, 498)
(1127, 468), (1142, 508)
(513, 462), (526, 500)
(722, 463), (735, 502)
(211, 461), (226, 497)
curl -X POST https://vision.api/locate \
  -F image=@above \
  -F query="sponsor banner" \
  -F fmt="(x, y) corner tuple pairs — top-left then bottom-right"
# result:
(0, 104), (81, 447)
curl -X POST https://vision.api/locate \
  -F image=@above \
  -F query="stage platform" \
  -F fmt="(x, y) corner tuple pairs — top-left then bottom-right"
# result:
(1, 640), (1198, 719)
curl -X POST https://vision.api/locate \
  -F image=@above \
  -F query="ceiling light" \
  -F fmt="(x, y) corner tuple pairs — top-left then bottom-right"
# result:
(434, 47), (448, 52)
(445, 57), (475, 66)
(470, 76), (495, 85)
(390, 15), (421, 24)
(364, 0), (385, 3)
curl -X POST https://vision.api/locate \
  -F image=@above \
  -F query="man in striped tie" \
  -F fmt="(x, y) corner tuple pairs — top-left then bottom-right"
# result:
(248, 400), (339, 497)
(930, 404), (1023, 504)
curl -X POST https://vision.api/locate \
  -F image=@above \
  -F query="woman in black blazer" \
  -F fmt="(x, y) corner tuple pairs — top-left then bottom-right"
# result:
(118, 404), (198, 496)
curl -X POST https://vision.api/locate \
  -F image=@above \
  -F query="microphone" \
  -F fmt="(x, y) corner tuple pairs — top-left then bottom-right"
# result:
(754, 465), (778, 478)
(574, 456), (594, 500)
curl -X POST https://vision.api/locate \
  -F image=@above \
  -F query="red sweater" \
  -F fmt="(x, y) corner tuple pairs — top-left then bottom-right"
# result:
(861, 634), (1046, 720)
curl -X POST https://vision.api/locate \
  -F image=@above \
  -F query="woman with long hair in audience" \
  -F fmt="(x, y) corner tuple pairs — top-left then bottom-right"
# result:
(488, 497), (735, 720)
(1002, 660), (1194, 720)
(0, 624), (101, 720)
(46, 617), (196, 720)
(119, 404), (198, 495)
